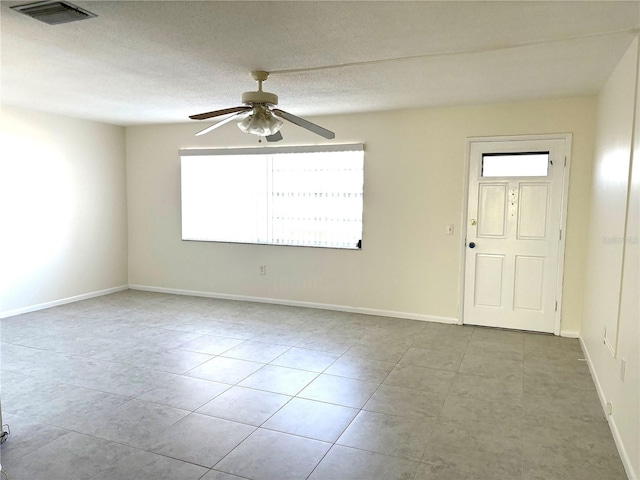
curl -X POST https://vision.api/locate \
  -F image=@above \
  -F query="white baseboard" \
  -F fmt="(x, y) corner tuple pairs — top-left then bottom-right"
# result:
(560, 329), (580, 338)
(580, 336), (637, 480)
(579, 336), (609, 417)
(609, 413), (638, 480)
(0, 285), (129, 319)
(129, 284), (459, 325)
(1, 283), (460, 325)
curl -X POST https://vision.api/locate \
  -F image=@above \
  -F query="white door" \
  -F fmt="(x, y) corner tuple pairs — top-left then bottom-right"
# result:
(463, 137), (568, 333)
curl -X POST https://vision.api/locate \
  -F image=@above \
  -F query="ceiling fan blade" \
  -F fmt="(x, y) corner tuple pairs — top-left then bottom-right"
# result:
(266, 131), (283, 142)
(272, 109), (335, 139)
(189, 106), (251, 121)
(195, 111), (249, 136)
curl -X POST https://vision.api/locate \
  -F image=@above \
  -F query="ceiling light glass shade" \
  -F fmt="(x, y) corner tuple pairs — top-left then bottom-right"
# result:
(237, 107), (283, 136)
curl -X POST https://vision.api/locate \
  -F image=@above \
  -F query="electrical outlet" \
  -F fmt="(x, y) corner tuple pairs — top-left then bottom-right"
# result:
(446, 224), (454, 235)
(259, 265), (267, 275)
(621, 358), (626, 382)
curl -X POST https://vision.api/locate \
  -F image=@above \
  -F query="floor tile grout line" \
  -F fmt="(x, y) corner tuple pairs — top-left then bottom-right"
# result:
(4, 337), (220, 378)
(0, 367), (140, 403)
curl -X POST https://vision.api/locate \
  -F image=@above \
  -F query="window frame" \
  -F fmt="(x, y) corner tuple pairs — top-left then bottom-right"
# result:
(179, 144), (365, 250)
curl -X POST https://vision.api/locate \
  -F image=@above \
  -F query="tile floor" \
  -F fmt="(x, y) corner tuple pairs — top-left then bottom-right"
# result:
(0, 290), (627, 480)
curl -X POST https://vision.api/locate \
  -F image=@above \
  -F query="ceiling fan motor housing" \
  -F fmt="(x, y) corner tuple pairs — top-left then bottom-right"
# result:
(242, 90), (278, 106)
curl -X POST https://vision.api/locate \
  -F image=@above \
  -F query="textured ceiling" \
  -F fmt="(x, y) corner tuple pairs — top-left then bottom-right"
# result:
(1, 1), (639, 126)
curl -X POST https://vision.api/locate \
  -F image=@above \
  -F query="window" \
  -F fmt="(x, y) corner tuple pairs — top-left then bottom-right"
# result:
(180, 144), (364, 249)
(481, 152), (549, 177)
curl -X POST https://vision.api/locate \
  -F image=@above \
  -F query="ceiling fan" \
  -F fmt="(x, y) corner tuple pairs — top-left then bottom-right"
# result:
(189, 71), (335, 142)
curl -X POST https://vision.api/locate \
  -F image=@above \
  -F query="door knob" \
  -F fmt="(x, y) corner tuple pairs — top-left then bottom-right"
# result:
(470, 219), (477, 226)
(469, 242), (476, 248)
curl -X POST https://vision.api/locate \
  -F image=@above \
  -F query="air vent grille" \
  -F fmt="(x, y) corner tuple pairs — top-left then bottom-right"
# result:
(10, 1), (97, 25)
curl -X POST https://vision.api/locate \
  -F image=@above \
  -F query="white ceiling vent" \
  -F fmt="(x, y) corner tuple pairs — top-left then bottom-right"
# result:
(10, 1), (97, 25)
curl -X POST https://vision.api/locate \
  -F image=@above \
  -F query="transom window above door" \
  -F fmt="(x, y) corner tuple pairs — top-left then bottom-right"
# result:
(481, 152), (550, 177)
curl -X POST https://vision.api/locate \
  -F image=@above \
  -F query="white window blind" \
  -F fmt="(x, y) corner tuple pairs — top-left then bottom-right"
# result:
(180, 144), (364, 249)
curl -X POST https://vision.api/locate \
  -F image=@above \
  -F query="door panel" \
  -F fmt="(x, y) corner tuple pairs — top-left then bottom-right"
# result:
(474, 254), (504, 307)
(513, 255), (545, 311)
(477, 184), (508, 238)
(517, 183), (549, 239)
(463, 138), (566, 333)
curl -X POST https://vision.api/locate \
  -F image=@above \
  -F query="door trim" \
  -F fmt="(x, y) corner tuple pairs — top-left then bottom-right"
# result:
(458, 133), (572, 335)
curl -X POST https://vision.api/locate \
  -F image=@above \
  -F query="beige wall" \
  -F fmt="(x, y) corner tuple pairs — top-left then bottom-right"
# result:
(581, 37), (639, 478)
(0, 106), (128, 315)
(126, 96), (596, 332)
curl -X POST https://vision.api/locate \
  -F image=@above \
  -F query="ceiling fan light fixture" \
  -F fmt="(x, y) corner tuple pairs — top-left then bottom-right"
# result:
(237, 107), (283, 136)
(189, 70), (334, 141)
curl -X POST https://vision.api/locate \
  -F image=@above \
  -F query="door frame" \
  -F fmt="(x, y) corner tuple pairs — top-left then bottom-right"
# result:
(458, 133), (572, 336)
